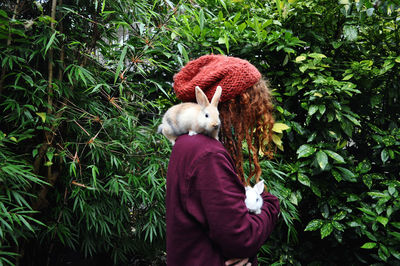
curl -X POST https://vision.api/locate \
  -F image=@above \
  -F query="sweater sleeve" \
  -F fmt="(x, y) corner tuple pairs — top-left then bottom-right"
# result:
(186, 151), (280, 259)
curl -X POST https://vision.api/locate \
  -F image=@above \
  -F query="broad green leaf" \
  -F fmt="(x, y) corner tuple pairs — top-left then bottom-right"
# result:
(297, 144), (316, 158)
(324, 150), (345, 163)
(376, 216), (388, 227)
(307, 132), (316, 142)
(366, 8), (374, 16)
(271, 134), (282, 146)
(304, 219), (324, 231)
(297, 173), (310, 187)
(308, 105), (318, 116)
(381, 149), (389, 163)
(332, 221), (344, 231)
(46, 151), (54, 161)
(311, 184), (321, 197)
(289, 193), (298, 205)
(44, 161), (53, 166)
(358, 207), (375, 217)
(332, 169), (342, 182)
(391, 222), (400, 230)
(318, 105), (326, 115)
(299, 64), (308, 73)
(272, 122), (290, 133)
(295, 55), (306, 62)
(364, 230), (377, 242)
(336, 167), (356, 182)
(333, 211), (346, 221)
(320, 222), (333, 239)
(32, 149), (38, 158)
(362, 174), (373, 189)
(343, 114), (361, 126)
(379, 244), (389, 262)
(389, 231), (400, 240)
(388, 186), (396, 195)
(342, 74), (353, 80)
(331, 41), (343, 49)
(347, 194), (360, 202)
(361, 242), (377, 249)
(308, 53), (327, 59)
(316, 150), (328, 170)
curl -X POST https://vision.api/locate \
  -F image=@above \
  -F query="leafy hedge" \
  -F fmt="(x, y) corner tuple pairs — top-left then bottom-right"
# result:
(0, 0), (399, 265)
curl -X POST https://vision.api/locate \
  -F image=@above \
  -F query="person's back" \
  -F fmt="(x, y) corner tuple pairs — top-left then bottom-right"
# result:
(166, 134), (279, 265)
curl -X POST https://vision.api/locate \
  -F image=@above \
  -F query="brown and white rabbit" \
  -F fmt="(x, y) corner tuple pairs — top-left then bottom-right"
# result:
(158, 86), (222, 145)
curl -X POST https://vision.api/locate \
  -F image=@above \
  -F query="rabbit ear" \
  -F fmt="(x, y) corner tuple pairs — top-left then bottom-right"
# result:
(195, 86), (210, 107)
(254, 180), (264, 194)
(211, 86), (222, 107)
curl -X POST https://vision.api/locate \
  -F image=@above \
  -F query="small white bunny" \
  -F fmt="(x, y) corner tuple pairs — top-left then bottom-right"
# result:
(158, 86), (222, 145)
(245, 180), (264, 214)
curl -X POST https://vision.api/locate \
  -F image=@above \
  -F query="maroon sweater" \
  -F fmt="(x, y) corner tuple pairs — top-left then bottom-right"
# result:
(166, 134), (280, 265)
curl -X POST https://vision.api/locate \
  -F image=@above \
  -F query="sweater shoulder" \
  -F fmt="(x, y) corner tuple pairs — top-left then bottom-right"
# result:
(173, 134), (228, 158)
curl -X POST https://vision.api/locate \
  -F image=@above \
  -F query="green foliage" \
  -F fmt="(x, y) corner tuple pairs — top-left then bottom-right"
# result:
(0, 0), (399, 265)
(167, 0), (400, 264)
(1, 0), (174, 264)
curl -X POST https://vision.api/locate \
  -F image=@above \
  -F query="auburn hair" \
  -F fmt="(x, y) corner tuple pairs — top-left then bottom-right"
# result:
(219, 78), (275, 186)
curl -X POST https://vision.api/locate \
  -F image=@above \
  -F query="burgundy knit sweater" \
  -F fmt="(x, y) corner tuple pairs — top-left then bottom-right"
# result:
(166, 134), (280, 265)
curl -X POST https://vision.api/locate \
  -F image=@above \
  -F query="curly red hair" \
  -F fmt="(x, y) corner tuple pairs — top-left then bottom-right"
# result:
(219, 79), (275, 186)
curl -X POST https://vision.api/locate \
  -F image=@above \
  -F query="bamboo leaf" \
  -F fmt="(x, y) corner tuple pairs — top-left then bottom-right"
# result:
(44, 31), (57, 55)
(114, 46), (128, 84)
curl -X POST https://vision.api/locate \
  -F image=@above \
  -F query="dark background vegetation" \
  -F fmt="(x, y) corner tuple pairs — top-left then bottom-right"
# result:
(0, 0), (399, 265)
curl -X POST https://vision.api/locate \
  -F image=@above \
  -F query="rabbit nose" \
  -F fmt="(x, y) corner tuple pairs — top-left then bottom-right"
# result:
(213, 124), (219, 129)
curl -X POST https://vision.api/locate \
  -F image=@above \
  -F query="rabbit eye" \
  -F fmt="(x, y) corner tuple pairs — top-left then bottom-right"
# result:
(205, 113), (209, 118)
(256, 198), (259, 202)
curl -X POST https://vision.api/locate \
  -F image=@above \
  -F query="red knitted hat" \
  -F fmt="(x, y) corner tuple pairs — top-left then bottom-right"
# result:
(173, 55), (261, 103)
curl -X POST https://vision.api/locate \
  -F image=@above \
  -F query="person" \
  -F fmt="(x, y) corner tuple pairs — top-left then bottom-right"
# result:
(166, 54), (280, 266)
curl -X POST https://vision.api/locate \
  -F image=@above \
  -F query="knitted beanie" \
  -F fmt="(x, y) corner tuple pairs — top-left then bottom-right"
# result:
(173, 55), (261, 103)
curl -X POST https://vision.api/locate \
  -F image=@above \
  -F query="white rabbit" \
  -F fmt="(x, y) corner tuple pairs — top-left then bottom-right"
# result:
(158, 86), (222, 145)
(245, 180), (264, 214)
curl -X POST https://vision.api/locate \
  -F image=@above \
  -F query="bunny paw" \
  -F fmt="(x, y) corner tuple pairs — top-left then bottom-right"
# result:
(188, 130), (198, 136)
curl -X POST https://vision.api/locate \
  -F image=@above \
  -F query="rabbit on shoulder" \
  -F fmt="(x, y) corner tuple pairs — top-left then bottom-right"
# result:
(158, 86), (222, 145)
(244, 180), (264, 214)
